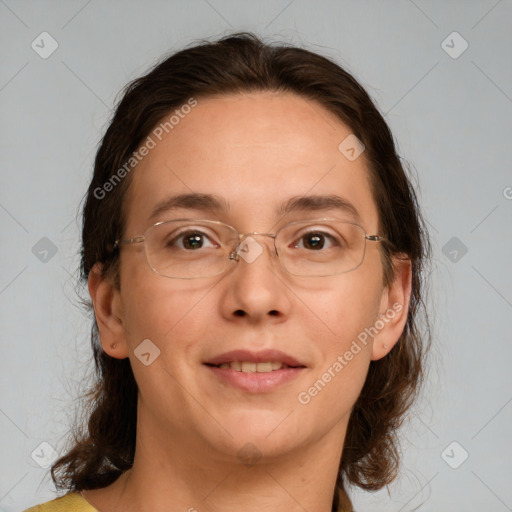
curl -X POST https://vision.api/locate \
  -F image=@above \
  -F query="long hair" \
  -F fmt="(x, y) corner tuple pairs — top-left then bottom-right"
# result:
(51, 32), (431, 511)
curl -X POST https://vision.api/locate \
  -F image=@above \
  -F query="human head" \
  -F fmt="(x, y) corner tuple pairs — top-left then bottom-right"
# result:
(52, 32), (430, 508)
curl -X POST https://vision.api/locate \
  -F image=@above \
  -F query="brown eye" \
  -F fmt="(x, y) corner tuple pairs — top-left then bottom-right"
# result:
(303, 233), (325, 250)
(294, 231), (339, 251)
(168, 230), (218, 251)
(181, 233), (205, 250)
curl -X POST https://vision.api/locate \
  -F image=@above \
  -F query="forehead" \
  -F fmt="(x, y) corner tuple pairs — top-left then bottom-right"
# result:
(125, 91), (379, 231)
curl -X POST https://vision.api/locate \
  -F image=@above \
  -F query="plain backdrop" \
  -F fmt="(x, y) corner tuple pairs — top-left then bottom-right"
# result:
(1, 1), (511, 511)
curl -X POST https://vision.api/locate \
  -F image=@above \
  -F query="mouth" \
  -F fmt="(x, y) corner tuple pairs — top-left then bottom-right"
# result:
(204, 349), (306, 369)
(208, 361), (295, 373)
(203, 349), (306, 393)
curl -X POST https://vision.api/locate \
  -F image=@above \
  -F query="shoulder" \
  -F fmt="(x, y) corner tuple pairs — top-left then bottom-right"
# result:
(23, 492), (98, 512)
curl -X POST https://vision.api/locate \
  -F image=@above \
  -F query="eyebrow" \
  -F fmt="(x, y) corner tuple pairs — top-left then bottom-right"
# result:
(148, 192), (361, 223)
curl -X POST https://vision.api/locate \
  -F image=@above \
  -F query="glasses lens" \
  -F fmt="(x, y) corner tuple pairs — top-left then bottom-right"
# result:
(276, 220), (366, 276)
(144, 220), (237, 278)
(141, 219), (368, 279)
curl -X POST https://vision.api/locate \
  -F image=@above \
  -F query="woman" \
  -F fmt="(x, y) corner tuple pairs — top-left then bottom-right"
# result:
(26, 32), (430, 512)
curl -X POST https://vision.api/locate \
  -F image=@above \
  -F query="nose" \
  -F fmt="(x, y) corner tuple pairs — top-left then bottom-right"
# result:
(219, 233), (291, 323)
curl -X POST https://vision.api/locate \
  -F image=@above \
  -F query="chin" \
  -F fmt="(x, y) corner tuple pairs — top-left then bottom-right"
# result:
(202, 409), (310, 461)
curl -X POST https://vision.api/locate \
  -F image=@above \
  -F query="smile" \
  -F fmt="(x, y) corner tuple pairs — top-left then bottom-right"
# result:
(204, 349), (306, 393)
(215, 361), (289, 372)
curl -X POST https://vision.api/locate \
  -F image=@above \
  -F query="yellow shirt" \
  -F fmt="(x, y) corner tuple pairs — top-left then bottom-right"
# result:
(24, 492), (98, 511)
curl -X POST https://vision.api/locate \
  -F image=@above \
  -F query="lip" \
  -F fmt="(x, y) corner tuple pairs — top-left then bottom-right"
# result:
(204, 349), (305, 367)
(205, 365), (305, 393)
(203, 349), (306, 393)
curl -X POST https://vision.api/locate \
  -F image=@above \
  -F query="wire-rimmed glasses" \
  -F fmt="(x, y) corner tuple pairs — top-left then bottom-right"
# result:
(113, 218), (385, 279)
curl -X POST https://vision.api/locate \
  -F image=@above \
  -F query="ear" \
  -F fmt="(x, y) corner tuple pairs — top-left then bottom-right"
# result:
(371, 256), (412, 361)
(88, 262), (129, 359)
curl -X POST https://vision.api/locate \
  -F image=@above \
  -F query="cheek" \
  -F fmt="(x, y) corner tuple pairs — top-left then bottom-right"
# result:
(307, 273), (383, 347)
(295, 274), (382, 408)
(295, 298), (378, 434)
(119, 276), (215, 406)
(119, 258), (211, 353)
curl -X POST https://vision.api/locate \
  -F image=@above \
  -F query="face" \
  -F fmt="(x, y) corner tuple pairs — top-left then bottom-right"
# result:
(93, 91), (409, 465)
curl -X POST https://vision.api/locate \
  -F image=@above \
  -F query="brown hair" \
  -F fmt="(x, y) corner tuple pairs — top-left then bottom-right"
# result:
(51, 32), (431, 511)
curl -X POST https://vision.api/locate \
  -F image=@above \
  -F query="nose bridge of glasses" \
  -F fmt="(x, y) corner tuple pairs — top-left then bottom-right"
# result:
(230, 231), (277, 262)
(239, 231), (277, 241)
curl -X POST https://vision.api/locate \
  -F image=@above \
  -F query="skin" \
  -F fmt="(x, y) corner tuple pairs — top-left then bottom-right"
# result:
(85, 91), (411, 512)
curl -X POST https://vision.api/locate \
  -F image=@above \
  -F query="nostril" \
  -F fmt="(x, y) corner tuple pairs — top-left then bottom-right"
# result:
(234, 310), (246, 317)
(268, 310), (279, 316)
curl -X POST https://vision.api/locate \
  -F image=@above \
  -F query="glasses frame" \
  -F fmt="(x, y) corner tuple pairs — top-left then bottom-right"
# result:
(113, 217), (386, 279)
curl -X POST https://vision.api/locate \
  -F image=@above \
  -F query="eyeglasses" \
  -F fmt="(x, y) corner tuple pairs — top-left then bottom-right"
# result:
(113, 218), (385, 279)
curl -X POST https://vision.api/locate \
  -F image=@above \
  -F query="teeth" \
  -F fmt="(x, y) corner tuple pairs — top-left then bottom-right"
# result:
(256, 362), (273, 372)
(217, 361), (285, 373)
(241, 362), (256, 373)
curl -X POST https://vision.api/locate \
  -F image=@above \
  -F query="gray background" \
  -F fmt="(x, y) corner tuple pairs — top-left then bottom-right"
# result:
(1, 1), (511, 511)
